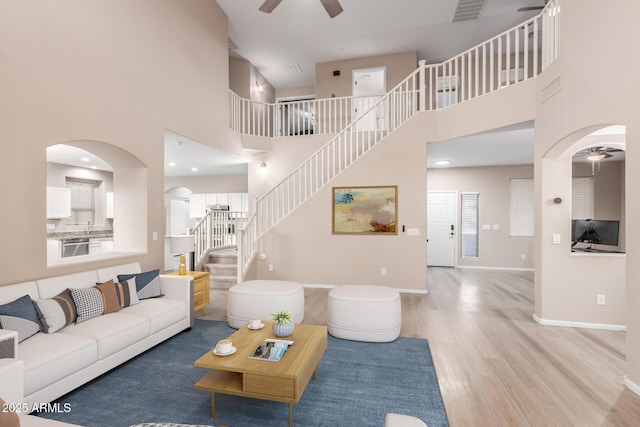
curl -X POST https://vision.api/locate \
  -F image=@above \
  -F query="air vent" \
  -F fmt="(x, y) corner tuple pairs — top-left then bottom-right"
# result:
(283, 64), (303, 75)
(452, 0), (487, 22)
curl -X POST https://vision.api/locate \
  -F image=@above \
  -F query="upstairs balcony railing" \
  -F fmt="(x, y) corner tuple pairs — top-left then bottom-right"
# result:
(234, 0), (560, 280)
(230, 1), (559, 140)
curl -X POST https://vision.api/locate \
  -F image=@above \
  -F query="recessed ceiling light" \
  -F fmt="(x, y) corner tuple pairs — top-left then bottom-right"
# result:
(81, 157), (90, 162)
(434, 160), (451, 166)
(191, 167), (198, 172)
(168, 162), (176, 167)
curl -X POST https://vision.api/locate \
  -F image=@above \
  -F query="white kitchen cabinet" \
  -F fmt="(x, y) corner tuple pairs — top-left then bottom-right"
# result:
(89, 239), (103, 255)
(89, 238), (113, 255)
(189, 194), (208, 218)
(229, 193), (248, 212)
(46, 187), (71, 219)
(47, 239), (61, 263)
(106, 192), (114, 219)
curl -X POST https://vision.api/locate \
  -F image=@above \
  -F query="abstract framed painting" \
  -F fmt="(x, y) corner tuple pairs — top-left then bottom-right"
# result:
(332, 186), (398, 234)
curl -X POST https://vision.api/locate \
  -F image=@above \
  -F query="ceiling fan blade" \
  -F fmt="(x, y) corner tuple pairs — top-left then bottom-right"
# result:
(517, 6), (544, 12)
(320, 0), (343, 18)
(259, 0), (283, 14)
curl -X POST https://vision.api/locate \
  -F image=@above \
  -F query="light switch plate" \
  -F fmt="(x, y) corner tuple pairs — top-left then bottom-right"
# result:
(552, 233), (561, 244)
(407, 228), (420, 236)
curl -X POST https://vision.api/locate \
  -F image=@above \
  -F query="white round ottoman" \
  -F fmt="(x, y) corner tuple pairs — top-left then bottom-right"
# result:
(385, 413), (428, 427)
(227, 280), (305, 329)
(327, 284), (401, 342)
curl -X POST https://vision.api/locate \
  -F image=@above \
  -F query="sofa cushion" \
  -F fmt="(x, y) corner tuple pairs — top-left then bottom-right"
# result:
(95, 282), (121, 314)
(98, 279), (139, 308)
(59, 312), (149, 360)
(120, 298), (186, 334)
(118, 269), (163, 300)
(36, 271), (99, 299)
(19, 332), (97, 396)
(0, 295), (41, 342)
(70, 288), (104, 323)
(34, 289), (77, 333)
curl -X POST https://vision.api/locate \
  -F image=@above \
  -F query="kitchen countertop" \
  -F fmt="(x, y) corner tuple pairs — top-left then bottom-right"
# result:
(47, 231), (114, 240)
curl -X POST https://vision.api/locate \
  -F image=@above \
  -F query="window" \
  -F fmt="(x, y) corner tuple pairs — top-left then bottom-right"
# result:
(65, 179), (97, 225)
(571, 177), (594, 220)
(461, 192), (479, 258)
(510, 178), (534, 236)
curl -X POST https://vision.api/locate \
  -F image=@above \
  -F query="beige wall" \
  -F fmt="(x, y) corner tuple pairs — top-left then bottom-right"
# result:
(229, 57), (251, 99)
(255, 115), (430, 290)
(315, 51), (417, 99)
(229, 56), (276, 103)
(0, 0), (231, 284)
(531, 0), (639, 386)
(427, 164), (535, 269)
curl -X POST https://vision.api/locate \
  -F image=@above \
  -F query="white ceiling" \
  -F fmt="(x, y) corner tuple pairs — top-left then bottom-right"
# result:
(427, 121), (535, 168)
(217, 0), (545, 89)
(47, 144), (113, 171)
(164, 130), (248, 177)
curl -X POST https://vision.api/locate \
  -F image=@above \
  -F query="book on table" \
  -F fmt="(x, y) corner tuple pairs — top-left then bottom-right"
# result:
(249, 339), (294, 362)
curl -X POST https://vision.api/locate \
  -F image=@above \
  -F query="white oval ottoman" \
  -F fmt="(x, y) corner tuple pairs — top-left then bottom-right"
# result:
(385, 413), (428, 427)
(226, 280), (305, 329)
(327, 284), (401, 342)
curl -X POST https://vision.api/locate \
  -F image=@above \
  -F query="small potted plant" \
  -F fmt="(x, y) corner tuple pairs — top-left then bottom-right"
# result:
(271, 310), (295, 337)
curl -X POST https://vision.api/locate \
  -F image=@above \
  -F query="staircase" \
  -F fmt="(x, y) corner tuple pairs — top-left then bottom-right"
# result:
(231, 1), (561, 282)
(203, 247), (238, 290)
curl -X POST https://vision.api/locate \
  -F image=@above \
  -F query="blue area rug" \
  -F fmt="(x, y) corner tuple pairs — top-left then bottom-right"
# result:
(37, 319), (448, 427)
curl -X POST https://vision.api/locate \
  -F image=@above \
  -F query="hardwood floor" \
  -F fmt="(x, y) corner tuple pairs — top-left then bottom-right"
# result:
(202, 268), (640, 426)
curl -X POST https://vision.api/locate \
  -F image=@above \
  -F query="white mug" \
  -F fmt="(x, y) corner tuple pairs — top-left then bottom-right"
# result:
(250, 317), (262, 328)
(216, 339), (232, 354)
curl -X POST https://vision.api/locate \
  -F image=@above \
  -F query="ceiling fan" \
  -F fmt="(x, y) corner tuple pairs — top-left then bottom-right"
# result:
(575, 146), (624, 162)
(518, 0), (548, 12)
(259, 0), (343, 18)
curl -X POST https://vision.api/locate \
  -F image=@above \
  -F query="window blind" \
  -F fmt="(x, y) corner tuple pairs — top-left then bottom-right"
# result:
(510, 178), (534, 236)
(571, 177), (594, 220)
(461, 192), (479, 258)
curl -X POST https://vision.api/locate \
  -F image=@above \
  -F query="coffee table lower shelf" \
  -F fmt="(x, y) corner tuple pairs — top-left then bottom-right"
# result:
(195, 369), (304, 426)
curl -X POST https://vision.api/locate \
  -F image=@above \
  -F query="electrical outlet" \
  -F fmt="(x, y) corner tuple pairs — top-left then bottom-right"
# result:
(381, 268), (387, 276)
(521, 254), (526, 260)
(597, 294), (606, 305)
(268, 264), (274, 272)
(152, 232), (158, 241)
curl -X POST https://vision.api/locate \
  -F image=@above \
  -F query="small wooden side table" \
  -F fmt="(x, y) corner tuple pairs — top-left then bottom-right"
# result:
(168, 271), (210, 316)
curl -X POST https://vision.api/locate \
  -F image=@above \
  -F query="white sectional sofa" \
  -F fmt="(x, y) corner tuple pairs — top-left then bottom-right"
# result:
(0, 262), (193, 417)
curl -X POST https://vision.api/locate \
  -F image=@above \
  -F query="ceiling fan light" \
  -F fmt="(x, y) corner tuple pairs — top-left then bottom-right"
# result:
(587, 153), (606, 162)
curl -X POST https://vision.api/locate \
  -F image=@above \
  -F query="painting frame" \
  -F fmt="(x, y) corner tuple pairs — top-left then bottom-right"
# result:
(332, 185), (398, 235)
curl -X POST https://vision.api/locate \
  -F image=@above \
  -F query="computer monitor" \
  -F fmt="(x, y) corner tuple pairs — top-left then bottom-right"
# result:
(571, 219), (620, 247)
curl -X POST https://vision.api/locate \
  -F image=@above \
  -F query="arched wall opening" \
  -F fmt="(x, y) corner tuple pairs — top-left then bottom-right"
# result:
(46, 140), (148, 265)
(536, 124), (626, 329)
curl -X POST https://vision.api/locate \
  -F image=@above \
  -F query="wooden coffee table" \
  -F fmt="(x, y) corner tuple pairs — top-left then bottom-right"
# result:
(194, 322), (327, 426)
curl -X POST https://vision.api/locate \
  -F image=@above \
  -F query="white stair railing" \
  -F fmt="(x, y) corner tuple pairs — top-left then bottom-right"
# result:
(236, 0), (561, 279)
(192, 210), (247, 270)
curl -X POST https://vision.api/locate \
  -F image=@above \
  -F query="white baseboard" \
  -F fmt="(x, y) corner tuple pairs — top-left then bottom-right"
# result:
(624, 376), (640, 397)
(456, 265), (534, 272)
(533, 314), (626, 331)
(303, 284), (428, 295)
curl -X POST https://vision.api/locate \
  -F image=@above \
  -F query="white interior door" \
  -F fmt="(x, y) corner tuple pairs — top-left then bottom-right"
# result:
(427, 191), (456, 267)
(353, 67), (386, 131)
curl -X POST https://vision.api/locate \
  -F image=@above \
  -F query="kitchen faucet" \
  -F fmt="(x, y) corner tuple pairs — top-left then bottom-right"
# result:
(87, 220), (93, 235)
